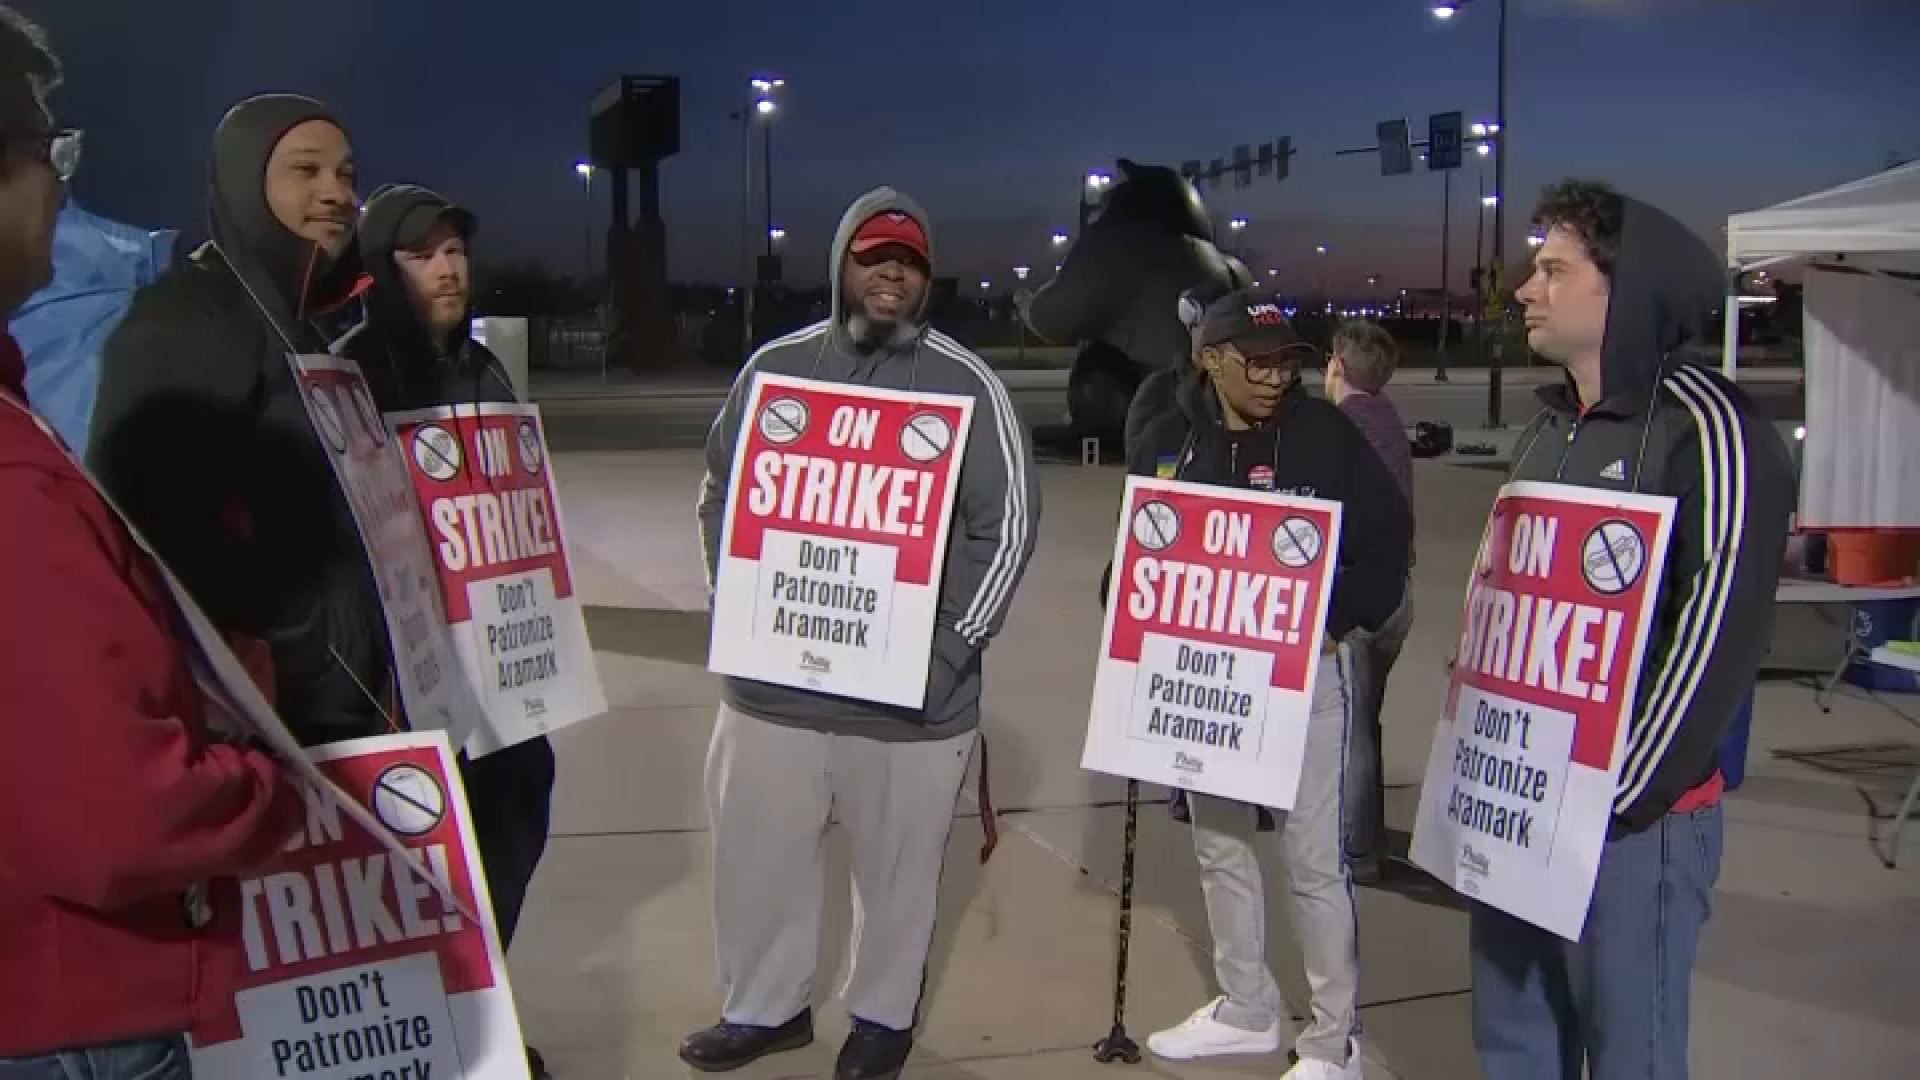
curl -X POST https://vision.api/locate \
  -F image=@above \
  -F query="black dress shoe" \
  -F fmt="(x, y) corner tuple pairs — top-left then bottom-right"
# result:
(835, 1017), (913, 1080)
(526, 1045), (552, 1080)
(678, 1009), (814, 1073)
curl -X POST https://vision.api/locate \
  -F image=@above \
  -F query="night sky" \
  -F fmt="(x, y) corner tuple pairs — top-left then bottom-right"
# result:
(25, 0), (1920, 295)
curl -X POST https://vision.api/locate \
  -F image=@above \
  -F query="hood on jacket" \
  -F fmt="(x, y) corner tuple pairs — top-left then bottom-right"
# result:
(356, 183), (476, 355)
(1586, 196), (1723, 409)
(829, 187), (934, 354)
(205, 94), (361, 338)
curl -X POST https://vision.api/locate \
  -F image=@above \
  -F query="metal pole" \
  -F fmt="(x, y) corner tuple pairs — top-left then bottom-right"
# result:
(1474, 172), (1487, 303)
(738, 109), (755, 365)
(762, 120), (775, 258)
(1486, 0), (1509, 428)
(1438, 168), (1452, 376)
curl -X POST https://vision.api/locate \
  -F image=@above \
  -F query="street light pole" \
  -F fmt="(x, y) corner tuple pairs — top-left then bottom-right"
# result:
(735, 106), (755, 364)
(1489, 0), (1509, 427)
(741, 77), (784, 361)
(1439, 167), (1452, 374)
(762, 122), (775, 259)
(1436, 0), (1509, 425)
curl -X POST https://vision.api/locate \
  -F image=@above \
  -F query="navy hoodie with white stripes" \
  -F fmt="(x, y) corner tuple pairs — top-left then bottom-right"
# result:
(696, 187), (1040, 741)
(1508, 196), (1793, 833)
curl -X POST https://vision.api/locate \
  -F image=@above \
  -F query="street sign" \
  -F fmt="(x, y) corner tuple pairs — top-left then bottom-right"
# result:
(1378, 119), (1412, 176)
(1429, 111), (1464, 171)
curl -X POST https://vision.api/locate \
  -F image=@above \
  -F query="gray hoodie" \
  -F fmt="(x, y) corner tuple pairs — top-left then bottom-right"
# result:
(697, 187), (1040, 741)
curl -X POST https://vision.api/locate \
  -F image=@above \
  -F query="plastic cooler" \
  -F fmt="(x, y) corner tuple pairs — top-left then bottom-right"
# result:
(1843, 599), (1920, 693)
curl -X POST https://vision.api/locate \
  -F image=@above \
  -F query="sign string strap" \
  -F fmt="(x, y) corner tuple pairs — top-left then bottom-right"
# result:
(977, 734), (998, 863)
(224, 250), (411, 730)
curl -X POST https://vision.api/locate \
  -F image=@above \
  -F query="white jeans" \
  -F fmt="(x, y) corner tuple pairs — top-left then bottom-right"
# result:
(1189, 649), (1360, 1066)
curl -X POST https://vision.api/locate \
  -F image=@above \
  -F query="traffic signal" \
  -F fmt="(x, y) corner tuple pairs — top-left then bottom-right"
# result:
(1275, 136), (1291, 181)
(1378, 119), (1412, 176)
(1428, 111), (1464, 171)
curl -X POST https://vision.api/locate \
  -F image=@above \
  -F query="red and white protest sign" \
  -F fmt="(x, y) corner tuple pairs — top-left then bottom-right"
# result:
(1411, 480), (1677, 939)
(4, 388), (507, 1075)
(190, 732), (527, 1080)
(708, 373), (975, 707)
(290, 355), (484, 745)
(390, 404), (606, 757)
(1081, 477), (1343, 810)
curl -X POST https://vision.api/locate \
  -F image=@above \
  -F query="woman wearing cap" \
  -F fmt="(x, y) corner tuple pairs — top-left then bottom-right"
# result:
(1106, 287), (1411, 1080)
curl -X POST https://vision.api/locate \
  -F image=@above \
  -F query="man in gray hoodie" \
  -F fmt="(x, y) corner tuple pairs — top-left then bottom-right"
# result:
(683, 188), (1039, 1080)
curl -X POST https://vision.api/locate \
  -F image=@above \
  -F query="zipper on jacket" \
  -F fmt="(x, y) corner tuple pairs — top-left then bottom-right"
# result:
(1552, 414), (1584, 481)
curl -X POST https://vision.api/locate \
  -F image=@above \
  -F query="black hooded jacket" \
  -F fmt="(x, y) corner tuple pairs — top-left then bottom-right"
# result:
(1103, 370), (1412, 641)
(1508, 196), (1794, 833)
(88, 95), (392, 747)
(337, 184), (516, 411)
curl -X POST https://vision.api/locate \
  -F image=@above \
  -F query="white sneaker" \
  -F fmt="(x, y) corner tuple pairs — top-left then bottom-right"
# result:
(1281, 1037), (1365, 1080)
(1145, 996), (1283, 1060)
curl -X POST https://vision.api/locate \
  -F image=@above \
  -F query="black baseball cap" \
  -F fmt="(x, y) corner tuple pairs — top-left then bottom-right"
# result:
(1191, 288), (1310, 357)
(362, 183), (476, 252)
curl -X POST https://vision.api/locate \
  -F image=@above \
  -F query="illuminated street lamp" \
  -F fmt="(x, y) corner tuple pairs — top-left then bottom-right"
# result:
(1078, 171), (1113, 235)
(1051, 230), (1069, 247)
(1482, 193), (1499, 207)
(573, 163), (596, 286)
(1013, 266), (1030, 281)
(980, 279), (993, 292)
(1527, 233), (1545, 247)
(768, 226), (786, 246)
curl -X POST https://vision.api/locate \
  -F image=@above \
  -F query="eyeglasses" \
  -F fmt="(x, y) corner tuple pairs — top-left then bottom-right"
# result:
(47, 129), (82, 184)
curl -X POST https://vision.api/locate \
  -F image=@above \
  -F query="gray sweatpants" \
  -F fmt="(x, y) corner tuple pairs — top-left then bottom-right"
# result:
(1189, 649), (1360, 1066)
(705, 704), (976, 1031)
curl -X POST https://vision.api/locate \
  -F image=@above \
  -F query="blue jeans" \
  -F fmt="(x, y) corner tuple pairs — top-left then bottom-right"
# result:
(1470, 805), (1725, 1080)
(0, 1036), (191, 1080)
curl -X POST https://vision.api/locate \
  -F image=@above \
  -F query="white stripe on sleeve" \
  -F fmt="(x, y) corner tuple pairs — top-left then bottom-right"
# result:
(924, 331), (1031, 645)
(1614, 366), (1748, 809)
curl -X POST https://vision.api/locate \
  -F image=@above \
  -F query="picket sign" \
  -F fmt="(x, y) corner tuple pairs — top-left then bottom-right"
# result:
(708, 373), (975, 707)
(389, 403), (606, 756)
(1410, 480), (1677, 939)
(1081, 476), (1344, 811)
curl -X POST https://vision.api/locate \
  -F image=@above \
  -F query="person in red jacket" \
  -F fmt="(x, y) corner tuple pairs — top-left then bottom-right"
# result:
(0, 9), (304, 1078)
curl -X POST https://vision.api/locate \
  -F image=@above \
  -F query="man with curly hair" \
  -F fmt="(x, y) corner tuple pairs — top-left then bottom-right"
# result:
(1469, 180), (1792, 1080)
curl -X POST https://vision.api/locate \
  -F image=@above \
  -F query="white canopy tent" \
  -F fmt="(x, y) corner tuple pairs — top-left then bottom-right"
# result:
(1722, 161), (1920, 531)
(1722, 160), (1920, 374)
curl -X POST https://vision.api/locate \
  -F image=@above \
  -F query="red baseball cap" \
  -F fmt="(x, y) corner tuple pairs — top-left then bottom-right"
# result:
(849, 210), (930, 261)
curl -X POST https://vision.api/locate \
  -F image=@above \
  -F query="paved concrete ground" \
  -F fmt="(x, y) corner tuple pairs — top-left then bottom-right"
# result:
(512, 448), (1918, 1079)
